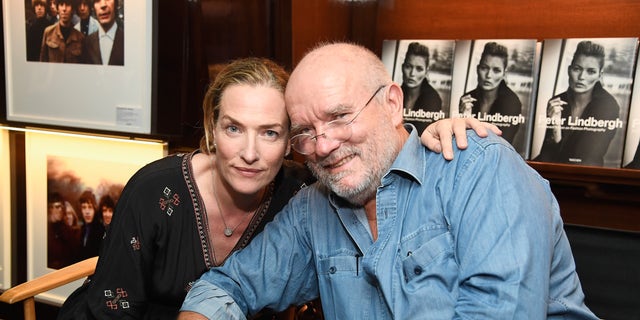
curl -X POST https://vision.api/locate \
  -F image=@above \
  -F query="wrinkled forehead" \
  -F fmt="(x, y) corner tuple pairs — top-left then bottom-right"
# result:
(286, 71), (357, 127)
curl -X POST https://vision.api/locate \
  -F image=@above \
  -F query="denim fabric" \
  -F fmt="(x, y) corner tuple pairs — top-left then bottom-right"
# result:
(181, 126), (597, 320)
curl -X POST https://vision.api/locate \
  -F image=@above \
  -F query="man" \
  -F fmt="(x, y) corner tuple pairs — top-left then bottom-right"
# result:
(84, 0), (124, 65)
(179, 42), (597, 319)
(39, 0), (85, 63)
(47, 192), (78, 269)
(26, 0), (53, 61)
(78, 190), (105, 260)
(74, 0), (99, 36)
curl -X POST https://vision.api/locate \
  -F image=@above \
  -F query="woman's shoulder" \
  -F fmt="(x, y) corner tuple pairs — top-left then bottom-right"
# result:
(124, 152), (190, 188)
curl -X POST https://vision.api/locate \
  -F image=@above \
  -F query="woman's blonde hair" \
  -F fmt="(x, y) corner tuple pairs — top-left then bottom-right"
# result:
(199, 57), (289, 154)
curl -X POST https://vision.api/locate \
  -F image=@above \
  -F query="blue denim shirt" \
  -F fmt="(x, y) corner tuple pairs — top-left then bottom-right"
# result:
(181, 126), (597, 319)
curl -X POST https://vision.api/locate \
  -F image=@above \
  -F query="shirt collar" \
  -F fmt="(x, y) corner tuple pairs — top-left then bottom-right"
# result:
(99, 22), (118, 39)
(386, 124), (426, 185)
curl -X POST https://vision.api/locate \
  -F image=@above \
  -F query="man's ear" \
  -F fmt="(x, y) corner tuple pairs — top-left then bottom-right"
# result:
(385, 83), (405, 126)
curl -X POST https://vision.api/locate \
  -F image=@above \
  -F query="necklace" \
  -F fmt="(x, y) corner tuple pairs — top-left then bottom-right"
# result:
(210, 157), (257, 237)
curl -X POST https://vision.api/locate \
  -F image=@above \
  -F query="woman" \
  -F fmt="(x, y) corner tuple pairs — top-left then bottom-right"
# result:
(58, 57), (494, 319)
(534, 40), (620, 166)
(401, 42), (443, 134)
(459, 42), (522, 142)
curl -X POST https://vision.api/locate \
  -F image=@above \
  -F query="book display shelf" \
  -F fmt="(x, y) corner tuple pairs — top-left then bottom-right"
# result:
(290, 0), (640, 232)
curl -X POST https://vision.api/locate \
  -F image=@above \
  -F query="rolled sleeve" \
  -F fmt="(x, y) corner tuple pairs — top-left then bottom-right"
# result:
(180, 279), (246, 320)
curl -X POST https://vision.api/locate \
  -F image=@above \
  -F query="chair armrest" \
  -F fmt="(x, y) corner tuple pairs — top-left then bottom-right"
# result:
(0, 256), (98, 304)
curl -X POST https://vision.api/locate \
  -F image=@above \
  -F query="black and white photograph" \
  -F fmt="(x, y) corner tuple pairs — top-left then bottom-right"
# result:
(531, 37), (638, 167)
(382, 39), (455, 134)
(25, 130), (165, 304)
(451, 39), (539, 158)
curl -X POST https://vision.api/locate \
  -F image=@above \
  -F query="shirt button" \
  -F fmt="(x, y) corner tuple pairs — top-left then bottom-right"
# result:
(414, 266), (422, 275)
(329, 266), (337, 274)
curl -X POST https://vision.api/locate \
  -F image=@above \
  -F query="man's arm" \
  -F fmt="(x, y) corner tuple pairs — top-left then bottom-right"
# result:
(179, 280), (246, 320)
(179, 193), (318, 319)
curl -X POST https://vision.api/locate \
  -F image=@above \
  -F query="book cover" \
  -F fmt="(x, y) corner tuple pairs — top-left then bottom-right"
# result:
(622, 54), (640, 169)
(531, 38), (638, 168)
(382, 39), (455, 134)
(450, 39), (539, 159)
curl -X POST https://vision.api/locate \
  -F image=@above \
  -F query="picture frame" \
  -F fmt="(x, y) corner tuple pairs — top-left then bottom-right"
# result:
(24, 129), (166, 305)
(0, 126), (11, 290)
(2, 0), (154, 134)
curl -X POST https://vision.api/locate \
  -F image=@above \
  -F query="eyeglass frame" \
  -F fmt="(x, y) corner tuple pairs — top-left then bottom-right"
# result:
(289, 84), (387, 155)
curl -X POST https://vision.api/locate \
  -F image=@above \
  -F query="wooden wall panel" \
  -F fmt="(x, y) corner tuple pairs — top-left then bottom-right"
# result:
(373, 0), (640, 54)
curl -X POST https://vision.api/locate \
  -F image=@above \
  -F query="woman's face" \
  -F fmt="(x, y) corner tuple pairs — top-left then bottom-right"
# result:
(401, 54), (428, 89)
(213, 84), (290, 196)
(568, 54), (602, 94)
(477, 55), (506, 91)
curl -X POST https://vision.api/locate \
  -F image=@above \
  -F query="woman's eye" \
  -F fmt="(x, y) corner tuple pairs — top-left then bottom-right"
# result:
(265, 130), (279, 138)
(226, 125), (240, 134)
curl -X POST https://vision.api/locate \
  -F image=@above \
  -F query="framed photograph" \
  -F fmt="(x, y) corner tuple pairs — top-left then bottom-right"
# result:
(3, 0), (154, 134)
(0, 126), (11, 290)
(25, 129), (166, 305)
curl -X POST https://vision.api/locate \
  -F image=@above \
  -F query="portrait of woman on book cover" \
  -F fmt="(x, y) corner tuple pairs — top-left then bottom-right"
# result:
(395, 40), (453, 134)
(458, 40), (536, 157)
(534, 39), (636, 167)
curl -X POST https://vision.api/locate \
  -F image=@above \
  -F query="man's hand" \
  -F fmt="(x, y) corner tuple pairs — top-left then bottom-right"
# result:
(421, 118), (502, 160)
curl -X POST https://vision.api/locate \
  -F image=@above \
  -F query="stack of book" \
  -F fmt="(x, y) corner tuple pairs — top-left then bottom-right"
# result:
(382, 37), (640, 169)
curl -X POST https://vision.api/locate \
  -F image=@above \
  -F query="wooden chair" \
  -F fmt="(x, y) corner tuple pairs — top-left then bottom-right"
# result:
(0, 256), (98, 320)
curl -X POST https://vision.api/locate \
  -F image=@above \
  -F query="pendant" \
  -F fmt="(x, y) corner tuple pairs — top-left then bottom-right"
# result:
(224, 227), (233, 237)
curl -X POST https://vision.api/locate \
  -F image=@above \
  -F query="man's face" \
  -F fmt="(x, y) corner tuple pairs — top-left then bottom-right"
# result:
(49, 0), (58, 15)
(288, 83), (398, 205)
(48, 201), (64, 222)
(102, 206), (113, 225)
(77, 2), (90, 19)
(34, 3), (46, 18)
(81, 202), (95, 223)
(57, 2), (73, 27)
(94, 0), (116, 29)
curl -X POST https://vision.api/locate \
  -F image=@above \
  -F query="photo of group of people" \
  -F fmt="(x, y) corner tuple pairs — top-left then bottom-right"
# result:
(46, 155), (125, 269)
(24, 0), (125, 65)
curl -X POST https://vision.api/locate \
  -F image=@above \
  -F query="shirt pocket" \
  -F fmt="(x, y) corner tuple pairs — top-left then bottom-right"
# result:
(318, 251), (358, 277)
(400, 228), (457, 285)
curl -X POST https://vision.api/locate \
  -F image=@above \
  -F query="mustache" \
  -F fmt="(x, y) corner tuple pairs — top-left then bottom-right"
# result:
(315, 145), (359, 168)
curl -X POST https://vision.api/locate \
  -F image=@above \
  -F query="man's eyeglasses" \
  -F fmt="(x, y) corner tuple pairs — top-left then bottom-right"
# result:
(290, 85), (386, 155)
